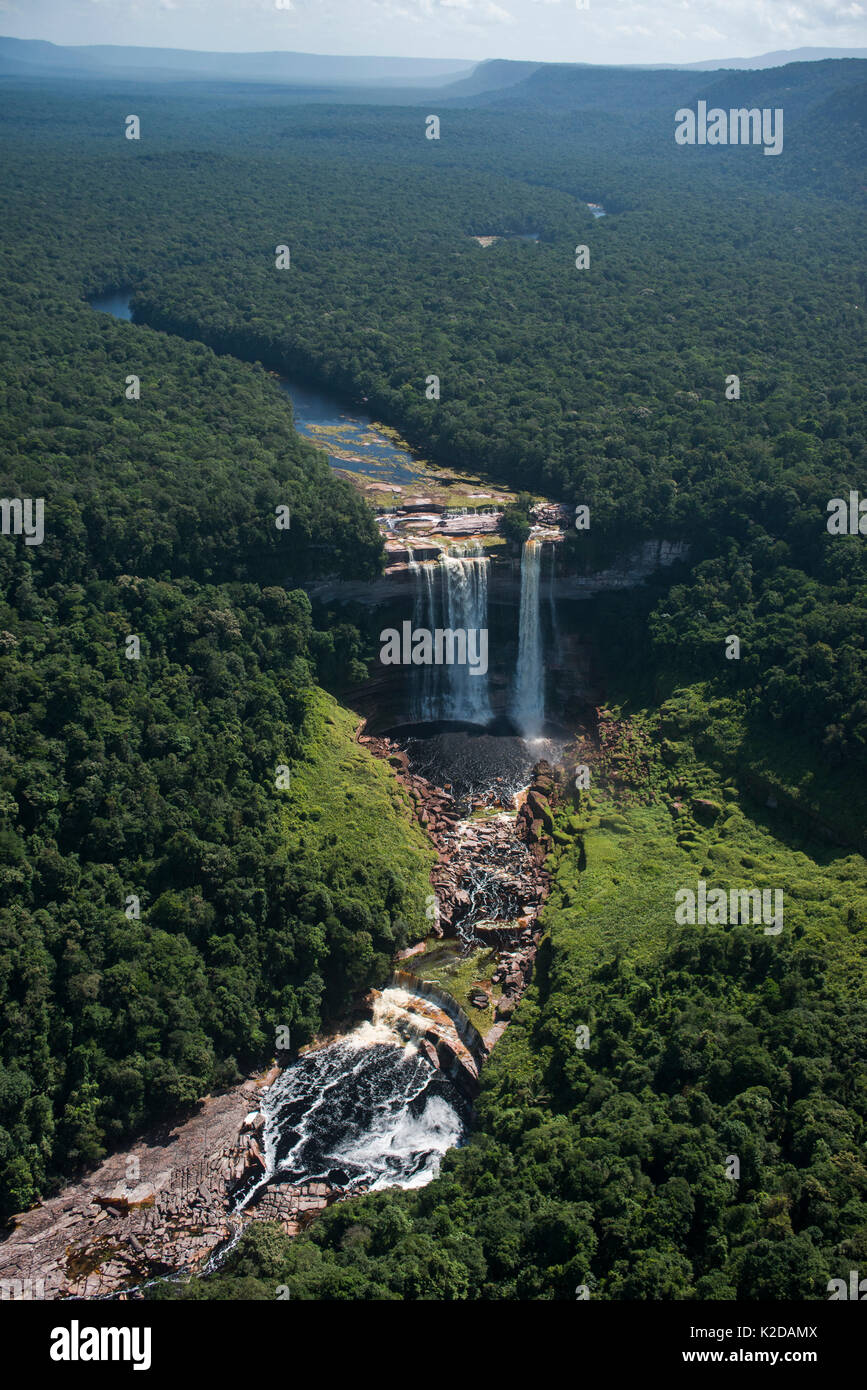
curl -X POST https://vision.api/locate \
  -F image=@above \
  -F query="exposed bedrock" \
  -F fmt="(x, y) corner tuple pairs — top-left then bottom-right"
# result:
(307, 538), (688, 606)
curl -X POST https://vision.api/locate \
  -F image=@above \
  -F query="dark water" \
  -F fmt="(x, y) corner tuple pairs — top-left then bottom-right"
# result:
(89, 290), (422, 486)
(90, 290), (134, 320)
(393, 722), (564, 808)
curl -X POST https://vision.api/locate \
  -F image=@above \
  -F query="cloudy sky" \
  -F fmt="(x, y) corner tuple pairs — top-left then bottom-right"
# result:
(1, 0), (865, 65)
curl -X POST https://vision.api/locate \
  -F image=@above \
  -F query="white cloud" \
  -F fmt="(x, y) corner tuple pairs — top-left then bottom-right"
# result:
(362, 0), (515, 29)
(6, 0), (867, 61)
(372, 0), (514, 18)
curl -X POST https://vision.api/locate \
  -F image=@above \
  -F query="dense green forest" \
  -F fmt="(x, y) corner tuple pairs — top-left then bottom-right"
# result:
(162, 731), (867, 1300)
(2, 63), (862, 781)
(0, 127), (436, 1219)
(0, 57), (865, 1293)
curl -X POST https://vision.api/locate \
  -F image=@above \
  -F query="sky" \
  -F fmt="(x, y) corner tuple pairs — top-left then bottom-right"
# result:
(1, 0), (865, 67)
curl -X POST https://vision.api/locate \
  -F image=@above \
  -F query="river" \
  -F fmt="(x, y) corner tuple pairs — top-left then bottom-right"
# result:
(90, 289), (424, 487)
(85, 287), (550, 1205)
(0, 291), (574, 1296)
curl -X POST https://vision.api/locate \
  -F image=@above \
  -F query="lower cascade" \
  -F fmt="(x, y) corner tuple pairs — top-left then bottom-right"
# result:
(512, 536), (545, 736)
(410, 542), (492, 724)
(238, 989), (471, 1206)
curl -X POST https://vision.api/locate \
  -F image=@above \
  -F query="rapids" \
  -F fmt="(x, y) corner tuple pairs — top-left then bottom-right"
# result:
(235, 989), (471, 1209)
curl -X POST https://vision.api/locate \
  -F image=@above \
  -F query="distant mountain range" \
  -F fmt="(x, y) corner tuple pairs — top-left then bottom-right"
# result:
(0, 37), (865, 91)
(456, 54), (867, 118)
(0, 38), (474, 87)
(670, 47), (867, 70)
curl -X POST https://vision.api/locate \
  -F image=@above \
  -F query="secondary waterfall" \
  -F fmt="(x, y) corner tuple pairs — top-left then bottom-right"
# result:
(548, 542), (562, 666)
(410, 543), (492, 725)
(512, 536), (545, 737)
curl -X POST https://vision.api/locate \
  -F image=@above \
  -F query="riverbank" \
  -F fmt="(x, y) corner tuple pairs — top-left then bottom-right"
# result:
(90, 287), (535, 520)
(0, 1069), (278, 1299)
(360, 727), (559, 1038)
(0, 718), (565, 1299)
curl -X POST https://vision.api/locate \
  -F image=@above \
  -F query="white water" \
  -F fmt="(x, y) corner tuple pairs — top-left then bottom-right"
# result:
(512, 536), (545, 737)
(239, 989), (468, 1208)
(411, 543), (492, 724)
(548, 541), (562, 667)
(118, 990), (467, 1293)
(409, 555), (439, 722)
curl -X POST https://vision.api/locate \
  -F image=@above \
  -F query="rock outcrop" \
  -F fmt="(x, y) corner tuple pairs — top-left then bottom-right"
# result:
(360, 733), (551, 938)
(0, 1066), (338, 1300)
(360, 733), (553, 1052)
(516, 758), (562, 865)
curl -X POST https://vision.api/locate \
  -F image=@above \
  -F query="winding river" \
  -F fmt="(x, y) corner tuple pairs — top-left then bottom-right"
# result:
(90, 289), (423, 487)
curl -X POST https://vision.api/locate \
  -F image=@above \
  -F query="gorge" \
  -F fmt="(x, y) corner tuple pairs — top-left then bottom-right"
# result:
(2, 288), (698, 1297)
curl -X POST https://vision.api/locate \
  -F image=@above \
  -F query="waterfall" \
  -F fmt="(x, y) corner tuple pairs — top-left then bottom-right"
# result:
(441, 544), (492, 724)
(409, 555), (440, 721)
(548, 541), (562, 667)
(512, 536), (545, 737)
(411, 543), (492, 725)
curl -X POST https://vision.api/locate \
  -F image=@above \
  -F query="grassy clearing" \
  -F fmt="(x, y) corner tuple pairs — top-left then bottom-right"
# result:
(484, 707), (867, 1103)
(548, 715), (867, 990)
(284, 688), (436, 941)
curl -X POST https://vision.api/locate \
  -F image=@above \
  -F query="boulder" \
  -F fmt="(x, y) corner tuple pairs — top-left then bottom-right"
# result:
(531, 777), (554, 798)
(526, 790), (550, 822)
